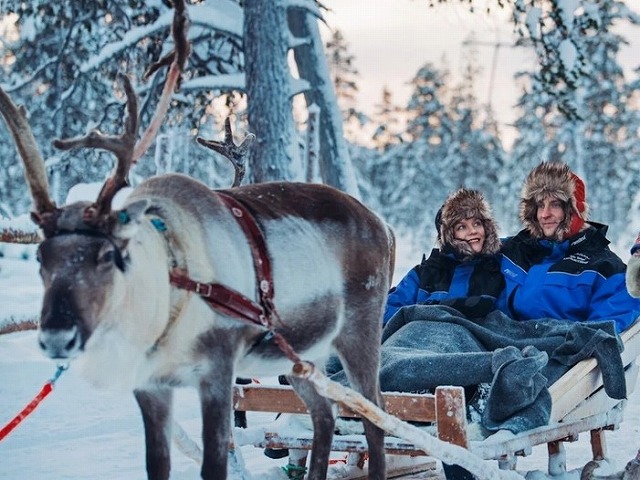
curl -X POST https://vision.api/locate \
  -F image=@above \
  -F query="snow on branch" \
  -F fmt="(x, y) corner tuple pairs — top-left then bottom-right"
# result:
(180, 73), (246, 93)
(0, 215), (40, 244)
(286, 0), (322, 18)
(81, 4), (243, 74)
(0, 317), (38, 336)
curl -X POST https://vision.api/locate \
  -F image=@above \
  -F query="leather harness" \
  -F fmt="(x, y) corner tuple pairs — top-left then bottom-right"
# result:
(167, 191), (301, 363)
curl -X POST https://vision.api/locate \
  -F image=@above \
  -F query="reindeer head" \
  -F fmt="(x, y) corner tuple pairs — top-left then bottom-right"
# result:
(0, 0), (190, 360)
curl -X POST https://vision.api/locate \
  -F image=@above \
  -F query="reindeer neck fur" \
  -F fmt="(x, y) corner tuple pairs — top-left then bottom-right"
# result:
(79, 177), (260, 389)
(76, 214), (175, 390)
(131, 174), (258, 294)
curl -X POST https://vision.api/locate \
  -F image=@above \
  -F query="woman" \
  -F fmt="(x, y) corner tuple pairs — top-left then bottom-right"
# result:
(501, 161), (640, 333)
(384, 187), (504, 325)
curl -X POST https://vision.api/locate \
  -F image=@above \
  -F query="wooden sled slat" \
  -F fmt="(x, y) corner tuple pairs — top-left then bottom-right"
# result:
(328, 455), (438, 480)
(560, 363), (637, 423)
(550, 320), (640, 421)
(234, 385), (437, 423)
(471, 402), (625, 460)
(262, 430), (432, 455)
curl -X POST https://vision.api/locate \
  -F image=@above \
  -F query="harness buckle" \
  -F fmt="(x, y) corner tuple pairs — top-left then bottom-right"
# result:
(258, 314), (270, 327)
(195, 282), (212, 298)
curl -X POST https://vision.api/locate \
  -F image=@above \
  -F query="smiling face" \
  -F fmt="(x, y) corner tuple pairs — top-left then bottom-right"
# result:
(535, 196), (566, 239)
(453, 218), (486, 254)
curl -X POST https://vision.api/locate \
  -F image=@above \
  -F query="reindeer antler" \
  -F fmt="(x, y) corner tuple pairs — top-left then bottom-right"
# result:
(1, 0), (189, 233)
(0, 86), (57, 226)
(53, 74), (139, 220)
(53, 0), (190, 225)
(133, 0), (190, 163)
(197, 118), (255, 187)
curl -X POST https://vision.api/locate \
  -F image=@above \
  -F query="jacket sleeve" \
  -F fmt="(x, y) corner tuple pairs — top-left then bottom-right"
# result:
(383, 268), (424, 325)
(588, 272), (640, 333)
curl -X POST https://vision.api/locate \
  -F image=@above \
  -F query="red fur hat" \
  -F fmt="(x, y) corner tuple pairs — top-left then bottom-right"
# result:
(520, 162), (589, 241)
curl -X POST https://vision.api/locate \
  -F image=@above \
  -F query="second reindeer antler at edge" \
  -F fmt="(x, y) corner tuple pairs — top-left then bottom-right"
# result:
(197, 118), (256, 187)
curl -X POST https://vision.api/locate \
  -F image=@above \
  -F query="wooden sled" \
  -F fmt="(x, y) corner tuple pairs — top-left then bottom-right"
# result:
(233, 320), (640, 478)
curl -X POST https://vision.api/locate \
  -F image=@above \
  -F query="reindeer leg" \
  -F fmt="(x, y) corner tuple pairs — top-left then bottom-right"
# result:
(334, 310), (387, 480)
(134, 387), (174, 480)
(234, 377), (252, 428)
(199, 363), (235, 480)
(287, 375), (336, 480)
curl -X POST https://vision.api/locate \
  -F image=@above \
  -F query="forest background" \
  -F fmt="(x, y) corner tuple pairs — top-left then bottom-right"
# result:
(0, 0), (639, 255)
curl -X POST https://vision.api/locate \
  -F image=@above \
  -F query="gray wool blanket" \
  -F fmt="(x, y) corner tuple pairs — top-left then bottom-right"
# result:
(328, 305), (626, 434)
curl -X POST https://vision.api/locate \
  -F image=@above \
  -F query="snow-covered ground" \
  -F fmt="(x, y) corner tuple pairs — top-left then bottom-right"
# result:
(1, 250), (639, 480)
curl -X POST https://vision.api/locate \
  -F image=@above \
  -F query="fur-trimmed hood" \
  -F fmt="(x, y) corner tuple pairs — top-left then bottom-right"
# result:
(438, 188), (501, 257)
(520, 162), (589, 241)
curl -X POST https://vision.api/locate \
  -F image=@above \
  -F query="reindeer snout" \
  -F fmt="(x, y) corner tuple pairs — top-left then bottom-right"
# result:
(38, 291), (87, 358)
(38, 326), (81, 359)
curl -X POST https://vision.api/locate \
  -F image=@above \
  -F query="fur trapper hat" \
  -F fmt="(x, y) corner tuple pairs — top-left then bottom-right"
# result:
(520, 162), (589, 241)
(437, 188), (501, 256)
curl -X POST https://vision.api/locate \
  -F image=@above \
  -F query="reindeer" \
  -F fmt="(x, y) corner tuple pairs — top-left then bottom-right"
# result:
(0, 2), (394, 479)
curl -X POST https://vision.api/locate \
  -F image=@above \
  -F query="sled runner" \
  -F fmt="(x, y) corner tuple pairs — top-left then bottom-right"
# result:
(232, 319), (640, 478)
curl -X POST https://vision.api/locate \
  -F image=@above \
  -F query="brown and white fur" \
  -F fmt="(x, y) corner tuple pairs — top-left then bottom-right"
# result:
(36, 174), (395, 480)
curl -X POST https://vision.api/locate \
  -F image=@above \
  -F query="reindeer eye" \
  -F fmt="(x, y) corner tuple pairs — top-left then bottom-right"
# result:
(99, 250), (115, 264)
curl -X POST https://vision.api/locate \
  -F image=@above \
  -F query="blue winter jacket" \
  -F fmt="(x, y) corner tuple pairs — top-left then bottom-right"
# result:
(384, 248), (505, 325)
(500, 223), (640, 333)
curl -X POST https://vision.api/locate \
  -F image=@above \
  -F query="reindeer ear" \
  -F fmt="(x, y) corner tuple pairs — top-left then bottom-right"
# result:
(112, 199), (151, 240)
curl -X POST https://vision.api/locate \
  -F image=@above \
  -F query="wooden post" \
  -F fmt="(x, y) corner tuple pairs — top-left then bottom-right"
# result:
(435, 386), (469, 448)
(589, 429), (607, 461)
(285, 448), (308, 479)
(548, 440), (567, 475)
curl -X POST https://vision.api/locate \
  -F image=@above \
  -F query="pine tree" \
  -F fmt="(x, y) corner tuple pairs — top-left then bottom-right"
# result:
(0, 0), (362, 205)
(324, 29), (365, 143)
(0, 0), (246, 204)
(511, 0), (640, 236)
(364, 63), (456, 245)
(444, 55), (507, 223)
(288, 7), (360, 195)
(371, 86), (403, 151)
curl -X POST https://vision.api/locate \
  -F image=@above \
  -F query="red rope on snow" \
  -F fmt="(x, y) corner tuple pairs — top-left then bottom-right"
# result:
(0, 364), (67, 441)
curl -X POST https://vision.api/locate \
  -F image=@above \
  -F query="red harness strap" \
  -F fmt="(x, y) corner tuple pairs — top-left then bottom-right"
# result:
(168, 191), (272, 325)
(168, 191), (301, 363)
(168, 271), (267, 326)
(216, 191), (276, 316)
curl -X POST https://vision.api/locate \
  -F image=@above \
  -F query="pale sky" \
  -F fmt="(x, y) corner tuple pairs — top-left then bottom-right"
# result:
(320, 0), (640, 142)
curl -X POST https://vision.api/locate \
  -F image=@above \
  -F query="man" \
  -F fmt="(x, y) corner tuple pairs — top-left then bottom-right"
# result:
(501, 161), (640, 333)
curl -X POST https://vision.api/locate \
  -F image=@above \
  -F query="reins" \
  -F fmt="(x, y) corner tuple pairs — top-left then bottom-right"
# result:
(0, 364), (68, 442)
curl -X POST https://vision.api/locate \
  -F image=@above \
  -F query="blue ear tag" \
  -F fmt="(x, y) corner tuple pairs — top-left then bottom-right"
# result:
(118, 211), (130, 224)
(151, 218), (167, 232)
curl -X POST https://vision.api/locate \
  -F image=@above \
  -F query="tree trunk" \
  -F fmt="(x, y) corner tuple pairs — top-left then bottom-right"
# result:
(288, 8), (360, 198)
(244, 0), (299, 183)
